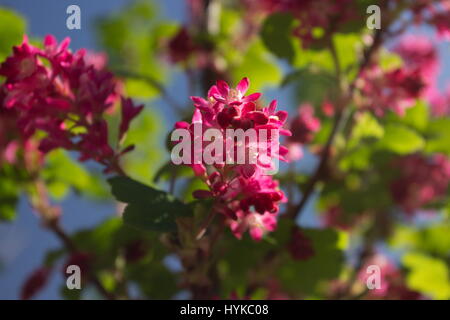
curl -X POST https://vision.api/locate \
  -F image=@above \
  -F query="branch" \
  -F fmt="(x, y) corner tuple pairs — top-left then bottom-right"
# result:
(46, 220), (117, 300)
(288, 27), (385, 221)
(30, 179), (117, 300)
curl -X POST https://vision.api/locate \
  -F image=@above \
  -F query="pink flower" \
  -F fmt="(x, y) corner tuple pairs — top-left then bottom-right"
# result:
(428, 85), (450, 117)
(322, 206), (355, 231)
(391, 154), (450, 214)
(119, 98), (144, 141)
(393, 35), (439, 84)
(357, 65), (426, 116)
(285, 142), (303, 162)
(287, 227), (315, 260)
(288, 104), (321, 144)
(412, 0), (450, 40)
(0, 35), (142, 173)
(229, 210), (277, 241)
(167, 26), (197, 63)
(358, 254), (422, 300)
(248, 0), (357, 48)
(175, 78), (290, 240)
(21, 267), (52, 300)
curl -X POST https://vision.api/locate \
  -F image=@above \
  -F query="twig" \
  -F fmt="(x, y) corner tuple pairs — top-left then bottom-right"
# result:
(195, 208), (217, 240)
(45, 220), (117, 300)
(30, 178), (118, 300)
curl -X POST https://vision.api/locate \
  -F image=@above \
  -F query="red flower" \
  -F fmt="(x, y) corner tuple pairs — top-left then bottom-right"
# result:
(174, 78), (290, 240)
(0, 35), (142, 173)
(21, 267), (51, 300)
(391, 154), (450, 214)
(287, 227), (315, 261)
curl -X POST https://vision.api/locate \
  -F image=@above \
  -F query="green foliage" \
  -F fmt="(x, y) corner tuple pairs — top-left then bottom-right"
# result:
(153, 161), (192, 184)
(387, 101), (430, 133)
(425, 118), (450, 155)
(403, 252), (450, 300)
(377, 124), (425, 155)
(49, 217), (174, 299)
(277, 228), (346, 296)
(349, 112), (385, 146)
(0, 8), (26, 62)
(0, 165), (27, 222)
(292, 33), (361, 75)
(0, 172), (20, 221)
(390, 223), (450, 258)
(126, 260), (178, 299)
(218, 8), (282, 92)
(108, 176), (192, 232)
(122, 108), (165, 183)
(42, 150), (108, 200)
(229, 39), (282, 92)
(282, 68), (338, 106)
(261, 13), (295, 63)
(96, 0), (174, 98)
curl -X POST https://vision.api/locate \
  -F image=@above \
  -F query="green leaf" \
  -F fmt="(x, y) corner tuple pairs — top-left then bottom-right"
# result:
(350, 112), (384, 145)
(387, 100), (429, 133)
(153, 161), (192, 184)
(122, 108), (164, 184)
(277, 228), (345, 296)
(390, 223), (450, 257)
(42, 150), (108, 200)
(126, 261), (178, 299)
(261, 13), (295, 63)
(96, 1), (171, 99)
(229, 39), (282, 92)
(425, 118), (450, 155)
(377, 124), (425, 154)
(0, 8), (26, 62)
(282, 67), (338, 106)
(108, 176), (191, 232)
(0, 169), (21, 222)
(403, 252), (450, 300)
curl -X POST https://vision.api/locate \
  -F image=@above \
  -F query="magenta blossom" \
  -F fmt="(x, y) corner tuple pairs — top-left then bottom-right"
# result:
(286, 103), (321, 161)
(357, 65), (426, 116)
(173, 78), (290, 241)
(0, 35), (143, 173)
(391, 153), (450, 215)
(393, 35), (439, 84)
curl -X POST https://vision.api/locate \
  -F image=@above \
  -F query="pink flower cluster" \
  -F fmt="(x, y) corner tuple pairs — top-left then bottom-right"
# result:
(175, 78), (290, 241)
(248, 0), (356, 48)
(392, 34), (450, 117)
(393, 35), (439, 86)
(429, 85), (450, 116)
(286, 103), (321, 161)
(391, 154), (450, 214)
(287, 227), (315, 261)
(0, 36), (143, 173)
(357, 64), (426, 116)
(413, 0), (450, 40)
